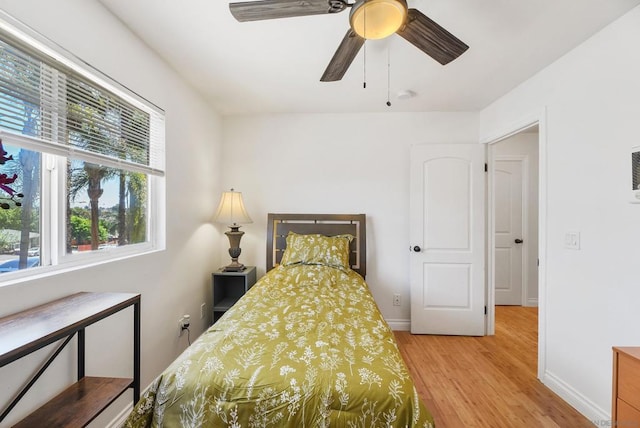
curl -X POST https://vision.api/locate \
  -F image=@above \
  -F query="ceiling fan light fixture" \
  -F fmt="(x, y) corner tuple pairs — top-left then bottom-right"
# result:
(349, 0), (407, 40)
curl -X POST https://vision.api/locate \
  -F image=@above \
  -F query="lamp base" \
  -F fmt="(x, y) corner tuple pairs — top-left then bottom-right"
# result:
(221, 263), (246, 272)
(223, 226), (246, 272)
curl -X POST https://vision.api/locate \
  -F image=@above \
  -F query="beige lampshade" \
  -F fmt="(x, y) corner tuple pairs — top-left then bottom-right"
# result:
(213, 189), (253, 226)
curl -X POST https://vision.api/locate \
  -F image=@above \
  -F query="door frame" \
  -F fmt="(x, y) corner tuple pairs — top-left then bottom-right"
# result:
(481, 108), (547, 380)
(493, 154), (529, 306)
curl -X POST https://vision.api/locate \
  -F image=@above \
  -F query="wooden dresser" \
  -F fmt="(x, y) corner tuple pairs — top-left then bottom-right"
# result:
(612, 347), (640, 426)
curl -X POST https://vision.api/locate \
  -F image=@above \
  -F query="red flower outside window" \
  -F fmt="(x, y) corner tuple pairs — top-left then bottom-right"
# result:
(0, 139), (23, 209)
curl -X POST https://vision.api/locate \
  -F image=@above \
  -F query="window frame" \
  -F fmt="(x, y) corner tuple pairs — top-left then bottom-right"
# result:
(0, 11), (166, 284)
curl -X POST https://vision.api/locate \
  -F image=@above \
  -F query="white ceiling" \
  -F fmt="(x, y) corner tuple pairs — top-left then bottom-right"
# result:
(98, 0), (640, 115)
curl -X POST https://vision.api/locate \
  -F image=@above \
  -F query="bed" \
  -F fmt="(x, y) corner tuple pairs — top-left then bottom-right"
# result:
(124, 213), (434, 427)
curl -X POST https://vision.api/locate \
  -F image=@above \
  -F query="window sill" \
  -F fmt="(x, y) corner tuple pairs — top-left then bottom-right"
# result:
(0, 245), (165, 289)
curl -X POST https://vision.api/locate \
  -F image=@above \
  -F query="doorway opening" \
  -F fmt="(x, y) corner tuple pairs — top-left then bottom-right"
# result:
(485, 117), (545, 380)
(491, 126), (539, 308)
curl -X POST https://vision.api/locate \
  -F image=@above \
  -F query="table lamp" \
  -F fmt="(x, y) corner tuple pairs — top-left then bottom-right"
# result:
(213, 188), (253, 271)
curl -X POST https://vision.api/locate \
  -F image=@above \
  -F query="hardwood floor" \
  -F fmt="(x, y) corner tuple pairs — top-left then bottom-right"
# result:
(395, 306), (593, 428)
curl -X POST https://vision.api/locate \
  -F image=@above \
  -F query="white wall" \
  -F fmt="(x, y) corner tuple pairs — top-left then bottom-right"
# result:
(0, 1), (222, 426)
(222, 112), (478, 325)
(480, 5), (640, 421)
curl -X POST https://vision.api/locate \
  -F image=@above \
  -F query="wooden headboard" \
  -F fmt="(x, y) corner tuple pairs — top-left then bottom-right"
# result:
(266, 213), (367, 278)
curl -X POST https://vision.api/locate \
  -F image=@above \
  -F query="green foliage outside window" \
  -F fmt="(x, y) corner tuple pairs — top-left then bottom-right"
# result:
(69, 214), (108, 245)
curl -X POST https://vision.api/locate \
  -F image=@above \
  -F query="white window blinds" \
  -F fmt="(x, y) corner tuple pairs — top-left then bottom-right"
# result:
(0, 24), (164, 176)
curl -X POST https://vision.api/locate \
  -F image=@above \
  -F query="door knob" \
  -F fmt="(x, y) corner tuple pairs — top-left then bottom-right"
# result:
(514, 239), (523, 244)
(413, 246), (422, 252)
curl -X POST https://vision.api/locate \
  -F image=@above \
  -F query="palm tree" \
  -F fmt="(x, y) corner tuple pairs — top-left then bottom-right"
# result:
(127, 172), (147, 244)
(67, 80), (149, 250)
(67, 82), (118, 251)
(117, 107), (149, 246)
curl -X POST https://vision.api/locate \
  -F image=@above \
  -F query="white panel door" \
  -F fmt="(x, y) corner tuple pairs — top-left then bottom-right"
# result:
(409, 144), (486, 336)
(494, 159), (524, 305)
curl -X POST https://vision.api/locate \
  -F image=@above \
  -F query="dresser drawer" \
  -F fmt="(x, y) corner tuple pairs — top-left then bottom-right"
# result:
(617, 398), (640, 427)
(619, 352), (640, 411)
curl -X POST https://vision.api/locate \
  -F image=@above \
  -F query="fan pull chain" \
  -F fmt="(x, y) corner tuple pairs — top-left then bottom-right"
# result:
(386, 47), (391, 107)
(363, 8), (366, 89)
(363, 43), (367, 89)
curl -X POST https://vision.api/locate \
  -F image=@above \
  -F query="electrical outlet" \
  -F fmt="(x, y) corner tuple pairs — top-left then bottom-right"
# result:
(178, 314), (191, 337)
(200, 303), (206, 319)
(393, 294), (401, 306)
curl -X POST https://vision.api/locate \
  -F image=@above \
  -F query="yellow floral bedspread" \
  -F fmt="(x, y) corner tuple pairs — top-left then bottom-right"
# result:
(125, 265), (435, 427)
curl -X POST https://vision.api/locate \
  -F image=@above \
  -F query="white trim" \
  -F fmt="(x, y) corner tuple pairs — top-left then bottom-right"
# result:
(40, 153), (55, 268)
(542, 370), (609, 423)
(386, 318), (411, 331)
(479, 111), (541, 145)
(486, 146), (496, 334)
(105, 404), (133, 428)
(480, 107), (547, 381)
(105, 379), (157, 428)
(537, 109), (548, 382)
(526, 297), (539, 307)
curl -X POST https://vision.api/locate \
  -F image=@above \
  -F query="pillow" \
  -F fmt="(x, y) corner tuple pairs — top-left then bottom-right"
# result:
(280, 232), (354, 270)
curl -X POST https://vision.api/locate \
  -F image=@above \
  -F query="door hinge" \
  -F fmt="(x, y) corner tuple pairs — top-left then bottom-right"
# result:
(484, 306), (487, 315)
(484, 163), (488, 172)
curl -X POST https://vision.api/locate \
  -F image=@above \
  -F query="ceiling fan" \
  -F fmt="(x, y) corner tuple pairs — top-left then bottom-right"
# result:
(228, 0), (469, 82)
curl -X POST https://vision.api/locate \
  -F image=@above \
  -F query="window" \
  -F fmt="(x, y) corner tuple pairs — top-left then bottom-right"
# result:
(0, 14), (165, 279)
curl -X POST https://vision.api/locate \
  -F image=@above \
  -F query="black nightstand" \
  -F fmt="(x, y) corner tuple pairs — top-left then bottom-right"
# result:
(212, 266), (257, 323)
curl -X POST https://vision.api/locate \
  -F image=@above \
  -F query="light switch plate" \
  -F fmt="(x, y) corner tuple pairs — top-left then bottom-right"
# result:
(564, 232), (580, 250)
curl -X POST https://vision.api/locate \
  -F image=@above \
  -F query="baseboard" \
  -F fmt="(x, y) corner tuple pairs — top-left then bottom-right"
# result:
(526, 298), (539, 307)
(105, 380), (156, 428)
(105, 404), (133, 428)
(542, 369), (609, 425)
(386, 318), (410, 331)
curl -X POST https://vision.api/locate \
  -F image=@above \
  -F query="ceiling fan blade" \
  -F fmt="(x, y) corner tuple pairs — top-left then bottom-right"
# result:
(230, 0), (343, 22)
(396, 9), (469, 65)
(320, 29), (365, 82)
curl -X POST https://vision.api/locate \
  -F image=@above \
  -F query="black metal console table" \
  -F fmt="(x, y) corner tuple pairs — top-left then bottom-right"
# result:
(0, 292), (140, 427)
